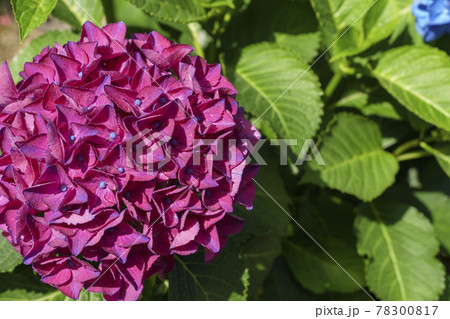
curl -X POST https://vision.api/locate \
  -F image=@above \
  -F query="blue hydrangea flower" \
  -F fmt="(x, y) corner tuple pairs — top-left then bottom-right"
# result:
(412, 0), (450, 41)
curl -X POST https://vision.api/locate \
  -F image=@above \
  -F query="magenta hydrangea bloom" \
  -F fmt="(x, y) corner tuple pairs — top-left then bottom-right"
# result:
(0, 21), (260, 300)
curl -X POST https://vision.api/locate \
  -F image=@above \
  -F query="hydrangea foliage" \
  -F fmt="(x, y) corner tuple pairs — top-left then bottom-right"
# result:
(412, 0), (450, 42)
(0, 21), (260, 301)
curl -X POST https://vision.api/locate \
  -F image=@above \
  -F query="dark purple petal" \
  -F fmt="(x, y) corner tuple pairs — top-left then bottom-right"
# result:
(170, 217), (199, 249)
(0, 62), (18, 106)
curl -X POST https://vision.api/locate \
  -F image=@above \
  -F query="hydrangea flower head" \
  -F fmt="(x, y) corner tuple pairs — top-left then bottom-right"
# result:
(0, 22), (260, 300)
(412, 0), (450, 41)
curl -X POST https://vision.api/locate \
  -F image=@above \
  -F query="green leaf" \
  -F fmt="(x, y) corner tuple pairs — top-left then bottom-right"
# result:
(10, 0), (59, 42)
(75, 290), (105, 301)
(261, 257), (316, 301)
(283, 237), (365, 294)
(0, 288), (62, 301)
(390, 0), (415, 43)
(406, 12), (425, 45)
(356, 102), (403, 120)
(310, 0), (398, 58)
(441, 276), (450, 301)
(282, 196), (365, 294)
(141, 275), (169, 301)
(1, 289), (43, 300)
(0, 288), (103, 301)
(51, 289), (105, 301)
(125, 0), (226, 23)
(0, 265), (59, 300)
(168, 241), (249, 300)
(221, 0), (317, 56)
(201, 0), (234, 9)
(0, 265), (104, 300)
(274, 32), (321, 64)
(233, 42), (323, 154)
(334, 88), (403, 121)
(0, 235), (22, 273)
(413, 191), (450, 254)
(310, 113), (399, 201)
(338, 0), (399, 58)
(333, 82), (408, 122)
(420, 143), (450, 178)
(51, 0), (105, 30)
(355, 200), (445, 301)
(310, 0), (372, 44)
(373, 46), (450, 130)
(334, 89), (370, 109)
(9, 29), (79, 83)
(242, 232), (281, 297)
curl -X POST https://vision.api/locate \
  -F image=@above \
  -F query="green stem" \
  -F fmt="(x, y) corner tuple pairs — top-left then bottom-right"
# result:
(188, 23), (206, 59)
(396, 151), (432, 162)
(393, 136), (438, 156)
(324, 72), (342, 102)
(393, 139), (421, 156)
